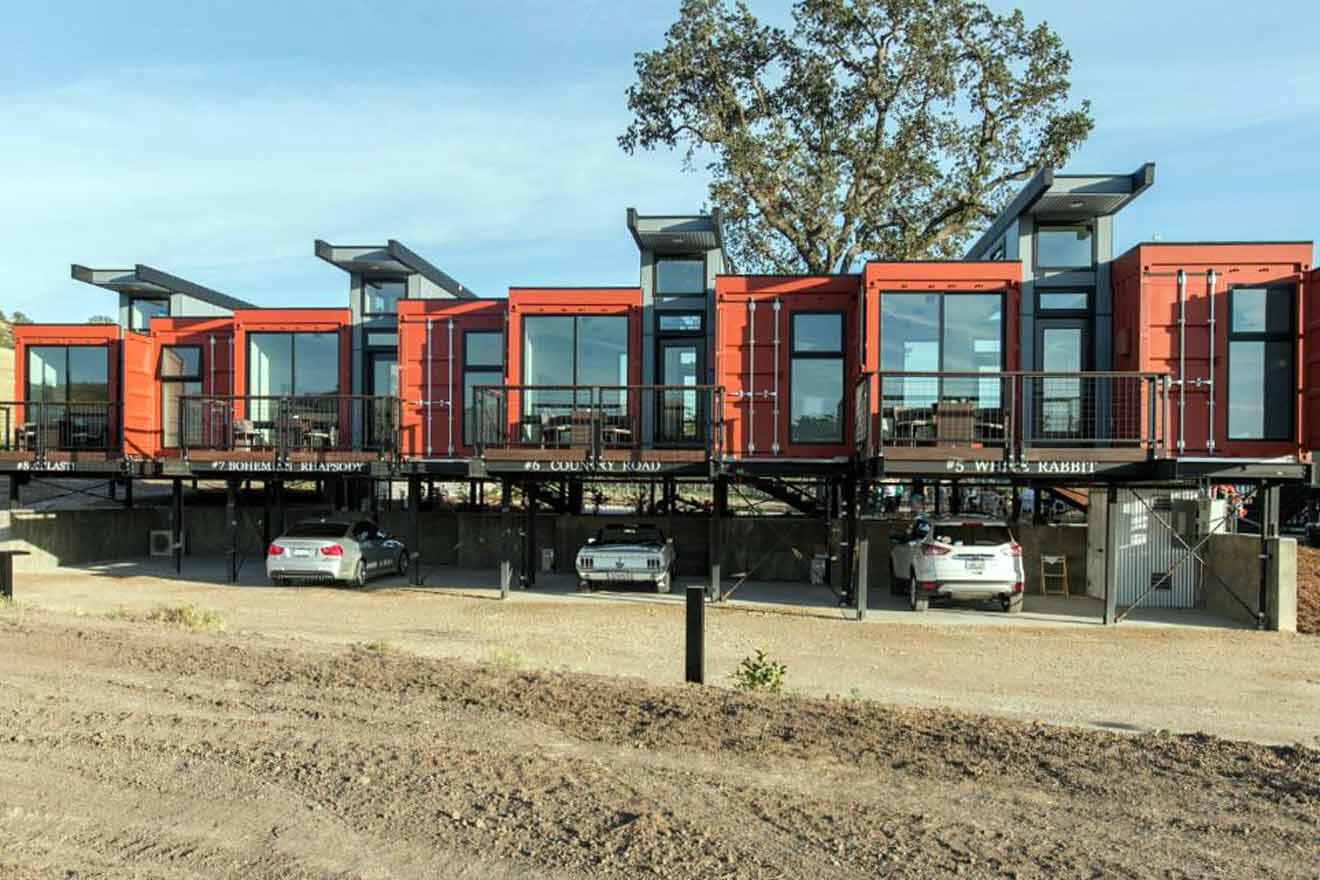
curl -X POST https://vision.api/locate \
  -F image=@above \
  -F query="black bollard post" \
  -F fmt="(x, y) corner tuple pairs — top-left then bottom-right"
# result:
(685, 585), (705, 684)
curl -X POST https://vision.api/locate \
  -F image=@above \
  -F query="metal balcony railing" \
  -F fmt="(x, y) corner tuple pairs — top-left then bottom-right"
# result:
(178, 395), (401, 458)
(0, 401), (121, 456)
(474, 385), (724, 458)
(854, 372), (1169, 459)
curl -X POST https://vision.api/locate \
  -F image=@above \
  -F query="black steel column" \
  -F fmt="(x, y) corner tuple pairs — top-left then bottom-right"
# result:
(274, 479), (286, 536)
(841, 476), (857, 605)
(1259, 483), (1279, 630)
(262, 481), (272, 547)
(8, 475), (21, 510)
(0, 553), (14, 601)
(1103, 484), (1118, 625)
(225, 478), (239, 584)
(855, 516), (869, 622)
(709, 475), (726, 600)
(568, 479), (584, 515)
(408, 475), (421, 586)
(499, 478), (513, 600)
(523, 482), (537, 588)
(685, 585), (705, 684)
(171, 477), (183, 574)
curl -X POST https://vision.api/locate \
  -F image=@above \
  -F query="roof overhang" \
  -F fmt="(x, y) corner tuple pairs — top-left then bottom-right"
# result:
(70, 264), (255, 310)
(314, 239), (476, 298)
(965, 163), (1155, 259)
(627, 208), (725, 255)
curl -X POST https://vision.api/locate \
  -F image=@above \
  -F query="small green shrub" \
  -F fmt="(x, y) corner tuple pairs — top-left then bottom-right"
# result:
(731, 649), (787, 693)
(144, 604), (224, 632)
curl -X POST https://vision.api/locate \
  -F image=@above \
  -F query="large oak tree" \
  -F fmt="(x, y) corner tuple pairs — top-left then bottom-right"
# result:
(620, 0), (1093, 272)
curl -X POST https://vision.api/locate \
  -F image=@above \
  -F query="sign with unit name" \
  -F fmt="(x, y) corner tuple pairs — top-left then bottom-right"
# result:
(944, 459), (1098, 476)
(15, 460), (77, 473)
(520, 459), (667, 474)
(205, 460), (371, 474)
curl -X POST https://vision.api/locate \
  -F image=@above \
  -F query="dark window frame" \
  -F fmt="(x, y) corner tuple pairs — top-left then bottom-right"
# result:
(245, 330), (342, 398)
(361, 276), (408, 319)
(25, 344), (112, 404)
(1226, 286), (1294, 442)
(159, 345), (203, 449)
(789, 310), (846, 444)
(463, 329), (504, 445)
(654, 254), (708, 297)
(1035, 288), (1093, 316)
(1033, 222), (1096, 272)
(656, 311), (705, 336)
(128, 296), (170, 333)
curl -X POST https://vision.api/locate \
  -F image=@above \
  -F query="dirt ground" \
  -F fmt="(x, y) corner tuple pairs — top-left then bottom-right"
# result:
(1297, 547), (1320, 636)
(12, 561), (1320, 747)
(1, 608), (1317, 879)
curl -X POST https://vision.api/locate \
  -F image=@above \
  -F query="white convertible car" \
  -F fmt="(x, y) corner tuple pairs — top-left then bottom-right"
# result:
(888, 516), (1025, 613)
(575, 523), (674, 593)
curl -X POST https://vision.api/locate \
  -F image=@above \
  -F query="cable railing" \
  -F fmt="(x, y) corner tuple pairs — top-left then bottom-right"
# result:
(178, 395), (401, 458)
(0, 401), (121, 456)
(854, 371), (1169, 459)
(474, 385), (724, 459)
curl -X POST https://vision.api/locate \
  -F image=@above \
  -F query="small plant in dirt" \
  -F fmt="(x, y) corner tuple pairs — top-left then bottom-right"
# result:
(104, 607), (135, 621)
(357, 640), (396, 654)
(144, 604), (224, 632)
(731, 649), (788, 694)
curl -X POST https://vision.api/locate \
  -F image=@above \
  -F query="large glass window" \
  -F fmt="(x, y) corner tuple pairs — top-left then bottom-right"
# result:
(879, 293), (1004, 444)
(790, 313), (844, 443)
(522, 315), (628, 433)
(1035, 224), (1094, 269)
(363, 279), (406, 316)
(160, 346), (202, 448)
(655, 258), (705, 295)
(463, 331), (504, 445)
(247, 333), (340, 398)
(1228, 287), (1293, 440)
(129, 298), (169, 333)
(27, 346), (110, 403)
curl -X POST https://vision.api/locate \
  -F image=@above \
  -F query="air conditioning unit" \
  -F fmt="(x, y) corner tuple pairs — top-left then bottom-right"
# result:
(149, 529), (184, 557)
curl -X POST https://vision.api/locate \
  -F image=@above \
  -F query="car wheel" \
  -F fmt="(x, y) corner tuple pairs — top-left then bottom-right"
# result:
(271, 576), (284, 587)
(351, 560), (367, 589)
(1003, 595), (1023, 614)
(396, 553), (408, 576)
(909, 574), (928, 613)
(577, 579), (592, 592)
(656, 570), (671, 594)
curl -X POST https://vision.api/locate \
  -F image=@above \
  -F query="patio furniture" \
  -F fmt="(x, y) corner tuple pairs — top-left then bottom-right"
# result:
(233, 419), (262, 450)
(935, 402), (975, 445)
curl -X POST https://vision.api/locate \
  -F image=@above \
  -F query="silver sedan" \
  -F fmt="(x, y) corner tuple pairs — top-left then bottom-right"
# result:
(266, 519), (408, 587)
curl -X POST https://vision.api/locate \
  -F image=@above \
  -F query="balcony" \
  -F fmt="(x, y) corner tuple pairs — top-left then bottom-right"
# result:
(178, 395), (400, 465)
(854, 372), (1169, 465)
(474, 385), (723, 466)
(0, 401), (122, 462)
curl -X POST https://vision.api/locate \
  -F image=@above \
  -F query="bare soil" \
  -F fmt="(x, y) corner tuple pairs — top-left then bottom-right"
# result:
(1297, 547), (1320, 636)
(1, 609), (1318, 879)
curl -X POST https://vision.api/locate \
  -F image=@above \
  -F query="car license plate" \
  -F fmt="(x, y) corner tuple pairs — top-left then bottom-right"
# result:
(964, 559), (985, 574)
(292, 549), (311, 558)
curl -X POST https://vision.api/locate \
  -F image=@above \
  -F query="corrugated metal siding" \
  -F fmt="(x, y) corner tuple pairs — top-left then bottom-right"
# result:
(1113, 489), (1200, 608)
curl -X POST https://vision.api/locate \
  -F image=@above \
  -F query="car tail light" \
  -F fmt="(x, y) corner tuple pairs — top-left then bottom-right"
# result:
(1003, 543), (1022, 557)
(1011, 581), (1024, 594)
(319, 544), (343, 557)
(922, 544), (951, 557)
(918, 580), (941, 591)
(267, 544), (284, 557)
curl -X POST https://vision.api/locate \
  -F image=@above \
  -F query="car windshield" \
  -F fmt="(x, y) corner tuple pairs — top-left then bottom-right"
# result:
(594, 526), (665, 546)
(284, 522), (350, 539)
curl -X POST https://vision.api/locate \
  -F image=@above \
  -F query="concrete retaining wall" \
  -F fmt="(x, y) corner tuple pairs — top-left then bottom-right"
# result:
(1204, 533), (1297, 632)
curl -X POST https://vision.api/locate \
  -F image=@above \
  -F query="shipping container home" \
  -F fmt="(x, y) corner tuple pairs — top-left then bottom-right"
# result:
(121, 316), (236, 459)
(1110, 242), (1315, 460)
(5, 323), (122, 463)
(396, 298), (506, 460)
(715, 274), (861, 461)
(71, 263), (255, 332)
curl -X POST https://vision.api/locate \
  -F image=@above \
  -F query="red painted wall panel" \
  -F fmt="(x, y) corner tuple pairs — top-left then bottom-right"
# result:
(397, 299), (507, 457)
(715, 275), (861, 458)
(1111, 243), (1313, 459)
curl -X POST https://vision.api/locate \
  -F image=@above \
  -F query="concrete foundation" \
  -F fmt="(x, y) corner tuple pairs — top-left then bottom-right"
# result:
(1204, 533), (1297, 633)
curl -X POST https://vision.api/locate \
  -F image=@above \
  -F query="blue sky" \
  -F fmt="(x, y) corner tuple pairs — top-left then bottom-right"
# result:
(3, 0), (1317, 321)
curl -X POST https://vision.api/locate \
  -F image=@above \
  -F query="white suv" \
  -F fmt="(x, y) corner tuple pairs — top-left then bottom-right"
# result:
(889, 517), (1025, 613)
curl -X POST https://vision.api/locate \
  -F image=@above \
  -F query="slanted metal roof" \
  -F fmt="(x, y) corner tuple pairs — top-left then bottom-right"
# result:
(627, 208), (725, 255)
(965, 163), (1155, 260)
(314, 239), (476, 299)
(70, 264), (255, 311)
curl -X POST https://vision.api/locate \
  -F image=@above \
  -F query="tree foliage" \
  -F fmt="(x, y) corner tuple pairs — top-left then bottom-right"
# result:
(621, 0), (1093, 272)
(87, 315), (117, 325)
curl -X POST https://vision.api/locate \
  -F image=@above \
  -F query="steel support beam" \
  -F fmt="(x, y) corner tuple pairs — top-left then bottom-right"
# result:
(855, 507), (869, 622)
(122, 478), (134, 510)
(7, 475), (20, 511)
(685, 585), (705, 684)
(171, 477), (184, 575)
(262, 481), (272, 547)
(1103, 484), (1118, 625)
(841, 476), (857, 605)
(709, 476), (726, 600)
(499, 478), (513, 600)
(1260, 483), (1280, 630)
(523, 483), (537, 588)
(408, 476), (421, 586)
(225, 478), (239, 584)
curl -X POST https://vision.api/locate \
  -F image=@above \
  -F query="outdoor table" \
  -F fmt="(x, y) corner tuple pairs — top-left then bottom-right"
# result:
(0, 550), (30, 600)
